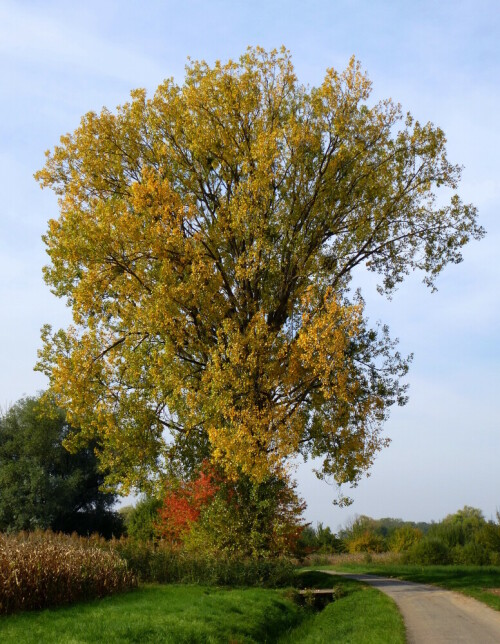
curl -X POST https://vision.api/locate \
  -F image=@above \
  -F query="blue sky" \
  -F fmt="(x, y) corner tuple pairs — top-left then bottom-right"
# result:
(1, 0), (499, 529)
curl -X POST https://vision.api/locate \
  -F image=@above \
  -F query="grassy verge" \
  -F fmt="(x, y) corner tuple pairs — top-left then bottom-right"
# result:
(323, 563), (500, 612)
(280, 571), (405, 643)
(0, 584), (302, 644)
(0, 573), (406, 643)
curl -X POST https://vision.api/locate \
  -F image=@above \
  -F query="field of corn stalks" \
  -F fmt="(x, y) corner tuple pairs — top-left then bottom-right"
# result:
(0, 530), (137, 614)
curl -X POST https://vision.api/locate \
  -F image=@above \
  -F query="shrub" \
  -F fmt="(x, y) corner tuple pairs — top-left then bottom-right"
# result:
(476, 522), (500, 554)
(0, 531), (136, 614)
(297, 523), (346, 555)
(346, 530), (387, 553)
(428, 506), (486, 548)
(125, 496), (162, 541)
(389, 525), (423, 552)
(451, 542), (490, 565)
(490, 551), (500, 566)
(405, 537), (450, 565)
(304, 551), (401, 566)
(112, 538), (295, 587)
(156, 468), (306, 558)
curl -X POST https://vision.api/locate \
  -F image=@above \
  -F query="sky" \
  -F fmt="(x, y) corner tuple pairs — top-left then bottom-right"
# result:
(1, 0), (499, 530)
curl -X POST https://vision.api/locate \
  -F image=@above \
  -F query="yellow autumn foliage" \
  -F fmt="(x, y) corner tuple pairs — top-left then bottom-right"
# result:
(35, 47), (481, 498)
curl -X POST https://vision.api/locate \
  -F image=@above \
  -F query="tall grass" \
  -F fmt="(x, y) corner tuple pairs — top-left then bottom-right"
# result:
(0, 530), (295, 616)
(0, 531), (136, 614)
(112, 538), (296, 586)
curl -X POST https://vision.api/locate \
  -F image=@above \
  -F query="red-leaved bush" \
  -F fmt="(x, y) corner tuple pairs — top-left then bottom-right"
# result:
(155, 464), (306, 558)
(156, 465), (219, 544)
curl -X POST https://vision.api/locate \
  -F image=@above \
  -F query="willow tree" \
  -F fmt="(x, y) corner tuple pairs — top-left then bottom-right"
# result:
(36, 47), (482, 500)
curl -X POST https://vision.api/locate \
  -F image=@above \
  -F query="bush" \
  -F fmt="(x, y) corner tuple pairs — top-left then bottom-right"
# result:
(490, 551), (500, 566)
(451, 542), (491, 565)
(112, 538), (295, 587)
(389, 525), (422, 552)
(297, 523), (346, 555)
(405, 537), (450, 565)
(476, 523), (500, 554)
(346, 530), (387, 553)
(0, 531), (136, 614)
(124, 496), (162, 541)
(156, 470), (306, 558)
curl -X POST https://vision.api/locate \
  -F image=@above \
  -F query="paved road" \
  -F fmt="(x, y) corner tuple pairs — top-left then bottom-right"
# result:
(326, 572), (500, 643)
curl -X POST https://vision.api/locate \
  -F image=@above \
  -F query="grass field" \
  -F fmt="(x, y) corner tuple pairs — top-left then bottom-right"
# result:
(0, 573), (405, 643)
(325, 563), (500, 612)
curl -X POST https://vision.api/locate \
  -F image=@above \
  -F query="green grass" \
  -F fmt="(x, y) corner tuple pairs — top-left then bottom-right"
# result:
(324, 563), (500, 612)
(281, 572), (405, 643)
(0, 584), (302, 643)
(0, 573), (406, 643)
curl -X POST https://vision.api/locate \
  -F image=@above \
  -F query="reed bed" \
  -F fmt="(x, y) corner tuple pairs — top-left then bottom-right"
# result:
(0, 530), (136, 614)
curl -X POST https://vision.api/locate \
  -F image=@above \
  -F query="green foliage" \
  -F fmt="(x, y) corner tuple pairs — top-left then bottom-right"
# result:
(347, 531), (387, 553)
(180, 474), (306, 558)
(120, 472), (306, 560)
(451, 542), (490, 565)
(477, 522), (500, 553)
(335, 507), (500, 565)
(298, 522), (346, 554)
(340, 515), (405, 543)
(0, 395), (123, 538)
(428, 506), (486, 548)
(124, 496), (162, 541)
(339, 515), (407, 552)
(337, 507), (500, 560)
(405, 537), (451, 565)
(112, 538), (296, 586)
(389, 525), (423, 552)
(0, 531), (136, 614)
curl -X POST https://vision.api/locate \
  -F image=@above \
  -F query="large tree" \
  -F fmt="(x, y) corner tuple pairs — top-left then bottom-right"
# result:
(35, 47), (482, 501)
(0, 395), (122, 536)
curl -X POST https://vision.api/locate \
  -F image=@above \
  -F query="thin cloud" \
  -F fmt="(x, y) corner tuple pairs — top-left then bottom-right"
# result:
(0, 1), (167, 86)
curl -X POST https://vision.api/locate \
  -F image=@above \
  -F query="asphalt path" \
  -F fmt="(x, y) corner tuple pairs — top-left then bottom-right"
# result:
(326, 571), (500, 643)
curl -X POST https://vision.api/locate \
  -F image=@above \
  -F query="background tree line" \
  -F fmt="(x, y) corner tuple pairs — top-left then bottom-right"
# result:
(299, 507), (500, 565)
(2, 394), (500, 566)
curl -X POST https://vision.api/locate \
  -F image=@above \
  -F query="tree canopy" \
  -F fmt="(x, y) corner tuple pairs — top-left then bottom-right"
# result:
(35, 47), (482, 500)
(0, 395), (122, 536)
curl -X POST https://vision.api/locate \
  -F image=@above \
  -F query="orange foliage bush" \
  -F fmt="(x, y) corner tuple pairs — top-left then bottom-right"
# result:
(155, 465), (306, 558)
(156, 466), (219, 545)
